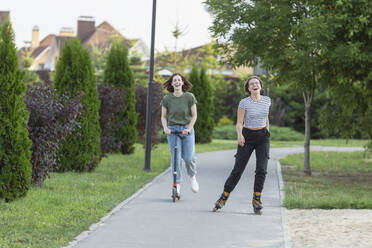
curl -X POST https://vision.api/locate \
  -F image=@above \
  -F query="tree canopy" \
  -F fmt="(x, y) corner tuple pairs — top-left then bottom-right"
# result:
(206, 0), (372, 166)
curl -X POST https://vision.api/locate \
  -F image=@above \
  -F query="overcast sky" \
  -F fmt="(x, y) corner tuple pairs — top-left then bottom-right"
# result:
(2, 0), (214, 52)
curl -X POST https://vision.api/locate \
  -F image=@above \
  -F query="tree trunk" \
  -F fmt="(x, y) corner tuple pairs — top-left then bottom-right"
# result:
(303, 90), (313, 176)
(304, 101), (311, 175)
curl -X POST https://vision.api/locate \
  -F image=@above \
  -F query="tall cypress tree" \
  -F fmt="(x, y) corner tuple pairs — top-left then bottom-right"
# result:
(103, 39), (137, 154)
(55, 38), (101, 172)
(189, 65), (214, 143)
(0, 20), (32, 201)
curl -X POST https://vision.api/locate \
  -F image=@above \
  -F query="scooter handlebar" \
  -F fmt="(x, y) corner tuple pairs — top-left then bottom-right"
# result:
(170, 131), (183, 135)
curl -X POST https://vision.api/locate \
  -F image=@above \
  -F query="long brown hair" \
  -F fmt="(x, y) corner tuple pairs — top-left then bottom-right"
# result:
(163, 73), (193, 92)
(244, 75), (264, 95)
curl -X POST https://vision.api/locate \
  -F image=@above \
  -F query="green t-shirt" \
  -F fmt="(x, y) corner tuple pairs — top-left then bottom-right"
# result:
(161, 92), (197, 126)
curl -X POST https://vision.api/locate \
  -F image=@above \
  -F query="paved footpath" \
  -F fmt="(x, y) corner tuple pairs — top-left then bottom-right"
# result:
(66, 146), (363, 248)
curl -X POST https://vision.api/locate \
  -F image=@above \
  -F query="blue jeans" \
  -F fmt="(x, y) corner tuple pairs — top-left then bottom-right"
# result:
(167, 125), (197, 183)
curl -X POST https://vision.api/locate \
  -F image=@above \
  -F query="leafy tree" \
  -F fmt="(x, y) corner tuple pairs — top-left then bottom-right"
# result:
(206, 0), (330, 175)
(155, 42), (226, 75)
(91, 46), (107, 84)
(314, 0), (372, 156)
(23, 70), (40, 85)
(0, 20), (32, 201)
(171, 21), (188, 70)
(103, 39), (137, 154)
(213, 75), (244, 124)
(20, 42), (40, 84)
(20, 46), (34, 69)
(130, 55), (148, 87)
(268, 83), (332, 139)
(189, 65), (214, 143)
(54, 38), (101, 172)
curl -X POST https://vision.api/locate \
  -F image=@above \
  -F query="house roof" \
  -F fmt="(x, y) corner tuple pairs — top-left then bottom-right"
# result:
(18, 19), (136, 71)
(82, 21), (131, 48)
(40, 34), (55, 47)
(31, 46), (48, 58)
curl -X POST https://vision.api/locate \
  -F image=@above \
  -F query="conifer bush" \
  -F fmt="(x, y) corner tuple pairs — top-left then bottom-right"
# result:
(103, 40), (137, 154)
(54, 38), (101, 172)
(25, 83), (83, 186)
(189, 65), (214, 143)
(0, 20), (32, 201)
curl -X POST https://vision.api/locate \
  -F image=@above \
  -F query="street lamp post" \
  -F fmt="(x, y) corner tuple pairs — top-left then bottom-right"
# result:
(144, 0), (157, 171)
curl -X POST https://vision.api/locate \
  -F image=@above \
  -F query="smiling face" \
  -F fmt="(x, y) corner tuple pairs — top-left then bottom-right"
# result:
(248, 78), (262, 94)
(171, 75), (184, 91)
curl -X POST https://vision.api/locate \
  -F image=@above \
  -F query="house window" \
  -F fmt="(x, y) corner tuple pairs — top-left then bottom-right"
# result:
(38, 64), (45, 70)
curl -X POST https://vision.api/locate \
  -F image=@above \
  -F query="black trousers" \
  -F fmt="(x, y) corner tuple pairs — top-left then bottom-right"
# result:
(223, 127), (270, 194)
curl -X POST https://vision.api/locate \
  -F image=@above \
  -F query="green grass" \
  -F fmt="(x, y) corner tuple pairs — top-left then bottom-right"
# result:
(0, 139), (368, 247)
(0, 144), (171, 248)
(196, 139), (368, 149)
(280, 151), (372, 209)
(273, 139), (368, 148)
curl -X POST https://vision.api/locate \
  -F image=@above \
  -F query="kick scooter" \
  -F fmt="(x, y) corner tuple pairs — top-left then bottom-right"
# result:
(171, 130), (182, 202)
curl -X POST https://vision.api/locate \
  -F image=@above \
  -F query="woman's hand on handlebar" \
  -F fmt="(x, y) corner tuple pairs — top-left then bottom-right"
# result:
(182, 128), (191, 136)
(164, 127), (171, 136)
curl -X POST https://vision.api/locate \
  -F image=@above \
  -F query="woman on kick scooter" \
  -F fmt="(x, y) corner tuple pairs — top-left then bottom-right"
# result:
(161, 73), (199, 199)
(213, 75), (271, 214)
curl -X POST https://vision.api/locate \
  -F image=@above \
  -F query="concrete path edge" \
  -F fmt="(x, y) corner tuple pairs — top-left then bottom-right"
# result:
(63, 167), (171, 248)
(276, 160), (292, 248)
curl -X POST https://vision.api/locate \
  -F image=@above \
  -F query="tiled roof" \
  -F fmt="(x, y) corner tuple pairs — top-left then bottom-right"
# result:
(17, 19), (137, 71)
(31, 46), (48, 58)
(40, 34), (56, 47)
(82, 21), (131, 48)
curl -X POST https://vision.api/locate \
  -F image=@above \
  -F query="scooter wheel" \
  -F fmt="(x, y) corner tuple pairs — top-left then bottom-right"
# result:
(254, 209), (262, 215)
(172, 188), (177, 202)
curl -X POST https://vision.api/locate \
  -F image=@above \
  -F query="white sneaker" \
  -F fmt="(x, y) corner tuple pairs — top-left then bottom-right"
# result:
(176, 184), (181, 197)
(190, 176), (199, 193)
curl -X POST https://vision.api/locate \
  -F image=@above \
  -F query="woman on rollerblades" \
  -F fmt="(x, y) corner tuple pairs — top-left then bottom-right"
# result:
(213, 75), (271, 214)
(161, 73), (199, 199)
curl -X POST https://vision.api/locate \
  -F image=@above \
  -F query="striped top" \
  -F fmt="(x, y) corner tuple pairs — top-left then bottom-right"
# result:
(238, 96), (271, 128)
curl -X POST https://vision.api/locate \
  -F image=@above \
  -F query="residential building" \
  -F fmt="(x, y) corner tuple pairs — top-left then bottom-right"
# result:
(0, 11), (10, 25)
(18, 16), (148, 73)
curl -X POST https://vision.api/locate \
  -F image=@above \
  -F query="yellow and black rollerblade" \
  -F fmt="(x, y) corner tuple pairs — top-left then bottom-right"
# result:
(213, 192), (229, 212)
(252, 192), (263, 215)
